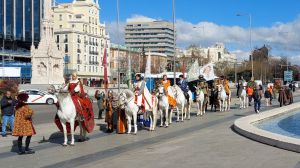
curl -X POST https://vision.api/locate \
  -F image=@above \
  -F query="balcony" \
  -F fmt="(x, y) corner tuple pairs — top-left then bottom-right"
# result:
(77, 49), (81, 53)
(77, 60), (82, 64)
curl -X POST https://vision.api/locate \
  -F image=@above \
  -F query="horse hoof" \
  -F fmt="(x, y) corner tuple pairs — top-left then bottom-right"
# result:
(70, 143), (75, 146)
(62, 143), (68, 147)
(160, 125), (163, 127)
(176, 120), (180, 122)
(127, 132), (131, 134)
(165, 125), (169, 128)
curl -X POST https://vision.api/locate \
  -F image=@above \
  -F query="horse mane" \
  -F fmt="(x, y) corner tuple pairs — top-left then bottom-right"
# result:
(121, 89), (134, 99)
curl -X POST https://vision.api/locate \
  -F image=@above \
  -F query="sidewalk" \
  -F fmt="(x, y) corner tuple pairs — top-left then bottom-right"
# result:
(1, 89), (299, 149)
(0, 118), (107, 148)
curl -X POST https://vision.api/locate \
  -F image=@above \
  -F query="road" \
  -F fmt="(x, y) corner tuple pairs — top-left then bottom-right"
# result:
(0, 92), (299, 168)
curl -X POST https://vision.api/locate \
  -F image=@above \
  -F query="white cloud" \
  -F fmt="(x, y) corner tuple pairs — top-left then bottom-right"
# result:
(106, 15), (300, 65)
(126, 15), (156, 23)
(231, 50), (250, 62)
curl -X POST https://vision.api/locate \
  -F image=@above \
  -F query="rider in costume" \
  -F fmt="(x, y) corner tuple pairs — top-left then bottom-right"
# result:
(220, 76), (230, 96)
(161, 74), (176, 108)
(178, 74), (190, 104)
(58, 72), (94, 133)
(63, 72), (87, 117)
(197, 75), (209, 104)
(134, 74), (146, 112)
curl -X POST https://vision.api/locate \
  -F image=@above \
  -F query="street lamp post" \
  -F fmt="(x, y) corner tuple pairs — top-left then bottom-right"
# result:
(278, 32), (289, 71)
(236, 13), (253, 78)
(172, 0), (176, 84)
(116, 0), (120, 93)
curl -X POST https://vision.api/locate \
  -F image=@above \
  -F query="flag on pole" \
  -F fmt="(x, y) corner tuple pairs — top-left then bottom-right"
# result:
(187, 59), (199, 82)
(102, 46), (108, 92)
(199, 63), (216, 81)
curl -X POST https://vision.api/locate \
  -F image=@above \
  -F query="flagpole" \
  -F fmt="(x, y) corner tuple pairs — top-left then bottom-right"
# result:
(172, 0), (176, 84)
(116, 0), (120, 93)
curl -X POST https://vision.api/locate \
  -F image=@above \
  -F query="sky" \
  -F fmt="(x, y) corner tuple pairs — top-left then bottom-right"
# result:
(57, 0), (300, 64)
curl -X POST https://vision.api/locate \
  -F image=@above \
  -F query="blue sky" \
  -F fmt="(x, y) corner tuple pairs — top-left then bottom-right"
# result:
(57, 0), (300, 64)
(97, 0), (300, 27)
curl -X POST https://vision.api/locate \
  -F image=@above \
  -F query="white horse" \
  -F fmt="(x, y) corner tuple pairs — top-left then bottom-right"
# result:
(217, 85), (230, 111)
(119, 89), (158, 134)
(55, 88), (87, 146)
(170, 85), (192, 121)
(239, 82), (248, 109)
(194, 86), (206, 116)
(157, 85), (171, 127)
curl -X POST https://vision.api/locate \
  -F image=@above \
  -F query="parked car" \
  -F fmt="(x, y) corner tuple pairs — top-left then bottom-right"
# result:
(19, 89), (58, 105)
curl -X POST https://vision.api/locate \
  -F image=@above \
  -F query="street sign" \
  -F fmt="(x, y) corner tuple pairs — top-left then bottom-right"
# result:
(284, 71), (293, 81)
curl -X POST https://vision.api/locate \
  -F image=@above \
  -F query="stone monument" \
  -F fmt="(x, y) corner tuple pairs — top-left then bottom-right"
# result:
(31, 0), (65, 84)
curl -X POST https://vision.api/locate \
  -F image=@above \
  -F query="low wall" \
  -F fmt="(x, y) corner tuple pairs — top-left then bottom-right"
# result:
(233, 102), (300, 153)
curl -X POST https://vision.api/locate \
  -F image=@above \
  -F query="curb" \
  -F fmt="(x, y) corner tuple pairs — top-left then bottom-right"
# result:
(233, 101), (300, 153)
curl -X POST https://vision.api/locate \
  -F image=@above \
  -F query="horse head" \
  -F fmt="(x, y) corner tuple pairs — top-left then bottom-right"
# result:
(118, 92), (128, 109)
(157, 85), (166, 97)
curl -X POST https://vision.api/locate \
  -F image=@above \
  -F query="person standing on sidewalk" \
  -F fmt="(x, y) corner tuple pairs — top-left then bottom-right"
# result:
(95, 90), (105, 119)
(253, 85), (263, 114)
(1, 90), (16, 137)
(13, 93), (35, 155)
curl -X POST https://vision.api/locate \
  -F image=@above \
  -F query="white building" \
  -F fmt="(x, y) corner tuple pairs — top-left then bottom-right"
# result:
(184, 43), (236, 64)
(53, 0), (110, 85)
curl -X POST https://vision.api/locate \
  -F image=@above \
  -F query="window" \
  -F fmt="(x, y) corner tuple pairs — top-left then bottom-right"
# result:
(59, 25), (62, 29)
(69, 15), (72, 19)
(64, 34), (68, 42)
(89, 66), (91, 72)
(56, 35), (59, 42)
(59, 14), (62, 21)
(77, 54), (80, 60)
(65, 44), (68, 53)
(96, 67), (98, 72)
(77, 65), (80, 72)
(84, 66), (87, 72)
(72, 24), (75, 28)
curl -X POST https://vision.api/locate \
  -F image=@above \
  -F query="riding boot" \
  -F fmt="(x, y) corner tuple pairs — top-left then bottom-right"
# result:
(17, 136), (25, 155)
(25, 136), (35, 154)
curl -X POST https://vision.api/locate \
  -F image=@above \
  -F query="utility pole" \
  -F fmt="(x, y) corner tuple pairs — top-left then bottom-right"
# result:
(172, 0), (176, 84)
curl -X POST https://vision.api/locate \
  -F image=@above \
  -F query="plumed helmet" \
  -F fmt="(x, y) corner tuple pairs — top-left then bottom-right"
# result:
(179, 74), (184, 78)
(198, 75), (204, 80)
(17, 93), (29, 102)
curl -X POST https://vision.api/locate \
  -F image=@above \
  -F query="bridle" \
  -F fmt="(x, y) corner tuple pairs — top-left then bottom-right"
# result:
(118, 93), (134, 107)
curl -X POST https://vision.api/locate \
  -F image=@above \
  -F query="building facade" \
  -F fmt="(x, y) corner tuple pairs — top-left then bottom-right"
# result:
(109, 43), (140, 83)
(110, 44), (168, 83)
(0, 0), (43, 82)
(125, 21), (175, 57)
(0, 0), (41, 46)
(53, 0), (110, 85)
(184, 43), (236, 64)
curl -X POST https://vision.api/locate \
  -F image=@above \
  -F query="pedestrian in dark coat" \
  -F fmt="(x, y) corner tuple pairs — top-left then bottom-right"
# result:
(1, 90), (17, 137)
